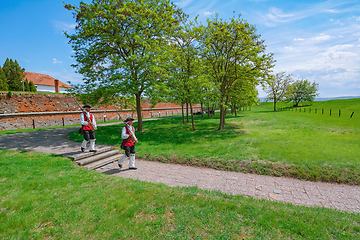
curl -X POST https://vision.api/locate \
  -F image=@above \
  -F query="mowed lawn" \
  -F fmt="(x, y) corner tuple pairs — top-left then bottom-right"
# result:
(1, 150), (359, 239)
(69, 98), (360, 184)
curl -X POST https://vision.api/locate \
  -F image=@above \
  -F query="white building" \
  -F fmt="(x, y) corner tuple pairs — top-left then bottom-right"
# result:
(24, 72), (72, 93)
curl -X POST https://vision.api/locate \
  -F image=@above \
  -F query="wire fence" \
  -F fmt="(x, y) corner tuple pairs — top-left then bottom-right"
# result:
(280, 106), (357, 119)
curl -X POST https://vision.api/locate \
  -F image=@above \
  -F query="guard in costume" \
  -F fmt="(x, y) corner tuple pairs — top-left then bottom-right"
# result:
(80, 103), (98, 152)
(118, 117), (138, 170)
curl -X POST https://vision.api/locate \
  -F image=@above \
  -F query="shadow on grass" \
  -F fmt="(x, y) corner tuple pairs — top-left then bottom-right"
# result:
(78, 115), (246, 148)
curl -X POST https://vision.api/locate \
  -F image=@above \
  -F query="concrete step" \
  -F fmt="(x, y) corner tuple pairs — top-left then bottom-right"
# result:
(76, 150), (120, 166)
(84, 155), (121, 170)
(68, 146), (114, 161)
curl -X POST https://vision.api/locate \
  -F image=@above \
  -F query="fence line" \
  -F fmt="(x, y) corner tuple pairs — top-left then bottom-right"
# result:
(281, 106), (356, 118)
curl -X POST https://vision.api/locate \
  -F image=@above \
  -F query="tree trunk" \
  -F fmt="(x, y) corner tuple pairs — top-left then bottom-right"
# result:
(222, 107), (226, 127)
(234, 103), (237, 117)
(182, 105), (185, 124)
(274, 100), (277, 111)
(218, 104), (223, 130)
(190, 100), (196, 131)
(186, 101), (189, 123)
(135, 92), (143, 132)
(201, 101), (204, 118)
(207, 103), (210, 117)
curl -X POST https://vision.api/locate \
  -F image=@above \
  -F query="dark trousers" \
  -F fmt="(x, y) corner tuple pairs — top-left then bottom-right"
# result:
(124, 145), (135, 157)
(83, 130), (95, 141)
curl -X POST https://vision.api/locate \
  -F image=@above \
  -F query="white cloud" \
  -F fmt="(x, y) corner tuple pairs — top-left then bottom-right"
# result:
(204, 11), (215, 16)
(323, 9), (339, 13)
(174, 0), (193, 8)
(292, 34), (331, 42)
(264, 7), (294, 24)
(310, 34), (332, 41)
(260, 1), (360, 27)
(53, 58), (62, 64)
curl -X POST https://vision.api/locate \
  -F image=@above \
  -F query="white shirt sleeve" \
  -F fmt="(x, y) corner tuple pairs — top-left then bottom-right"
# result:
(80, 112), (97, 128)
(121, 125), (136, 139)
(80, 113), (88, 125)
(121, 126), (129, 139)
(91, 113), (97, 128)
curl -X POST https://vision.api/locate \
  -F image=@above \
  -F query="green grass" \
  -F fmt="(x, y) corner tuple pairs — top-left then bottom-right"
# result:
(68, 98), (360, 184)
(1, 149), (359, 239)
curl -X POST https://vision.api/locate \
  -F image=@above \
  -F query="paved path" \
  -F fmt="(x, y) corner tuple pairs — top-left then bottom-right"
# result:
(1, 125), (359, 214)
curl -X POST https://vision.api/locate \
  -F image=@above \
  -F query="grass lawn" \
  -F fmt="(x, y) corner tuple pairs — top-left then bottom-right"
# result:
(1, 149), (359, 239)
(68, 98), (360, 184)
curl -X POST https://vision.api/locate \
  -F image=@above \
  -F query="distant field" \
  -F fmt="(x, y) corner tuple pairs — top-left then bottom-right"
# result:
(69, 98), (360, 184)
(277, 98), (360, 119)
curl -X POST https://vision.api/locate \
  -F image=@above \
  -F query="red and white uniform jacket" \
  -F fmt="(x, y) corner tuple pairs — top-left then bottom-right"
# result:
(80, 112), (97, 131)
(121, 125), (136, 147)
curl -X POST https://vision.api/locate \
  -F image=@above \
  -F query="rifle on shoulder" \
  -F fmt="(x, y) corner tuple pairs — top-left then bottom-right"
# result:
(71, 95), (95, 131)
(113, 105), (137, 143)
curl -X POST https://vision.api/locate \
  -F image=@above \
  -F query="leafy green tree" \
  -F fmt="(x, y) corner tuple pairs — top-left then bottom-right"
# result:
(29, 81), (37, 92)
(3, 58), (11, 69)
(24, 78), (30, 92)
(163, 20), (205, 130)
(229, 75), (259, 116)
(0, 68), (8, 91)
(286, 79), (319, 106)
(2, 58), (25, 91)
(198, 14), (274, 130)
(263, 71), (293, 111)
(64, 0), (187, 132)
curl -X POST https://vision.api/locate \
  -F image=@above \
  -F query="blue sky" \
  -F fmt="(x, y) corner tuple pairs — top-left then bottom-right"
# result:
(1, 0), (359, 98)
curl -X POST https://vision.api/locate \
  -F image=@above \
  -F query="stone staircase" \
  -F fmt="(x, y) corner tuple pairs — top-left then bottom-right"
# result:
(68, 146), (121, 170)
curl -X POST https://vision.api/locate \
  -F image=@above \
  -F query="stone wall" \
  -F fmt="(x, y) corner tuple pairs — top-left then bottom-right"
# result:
(0, 92), (200, 131)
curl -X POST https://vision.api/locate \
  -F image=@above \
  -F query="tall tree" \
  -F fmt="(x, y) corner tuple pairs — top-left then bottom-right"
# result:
(24, 78), (30, 92)
(163, 20), (205, 130)
(2, 58), (25, 91)
(229, 75), (259, 116)
(198, 14), (274, 130)
(64, 0), (187, 132)
(263, 71), (293, 111)
(286, 79), (319, 106)
(29, 81), (37, 92)
(0, 68), (8, 91)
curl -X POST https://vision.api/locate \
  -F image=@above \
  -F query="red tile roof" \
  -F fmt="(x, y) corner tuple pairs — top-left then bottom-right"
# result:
(24, 72), (72, 88)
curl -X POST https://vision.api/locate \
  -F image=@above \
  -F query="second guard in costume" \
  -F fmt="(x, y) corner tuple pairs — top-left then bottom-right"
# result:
(80, 103), (98, 152)
(118, 117), (138, 170)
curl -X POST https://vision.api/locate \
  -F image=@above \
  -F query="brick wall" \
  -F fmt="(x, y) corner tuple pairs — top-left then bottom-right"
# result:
(0, 92), (200, 131)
